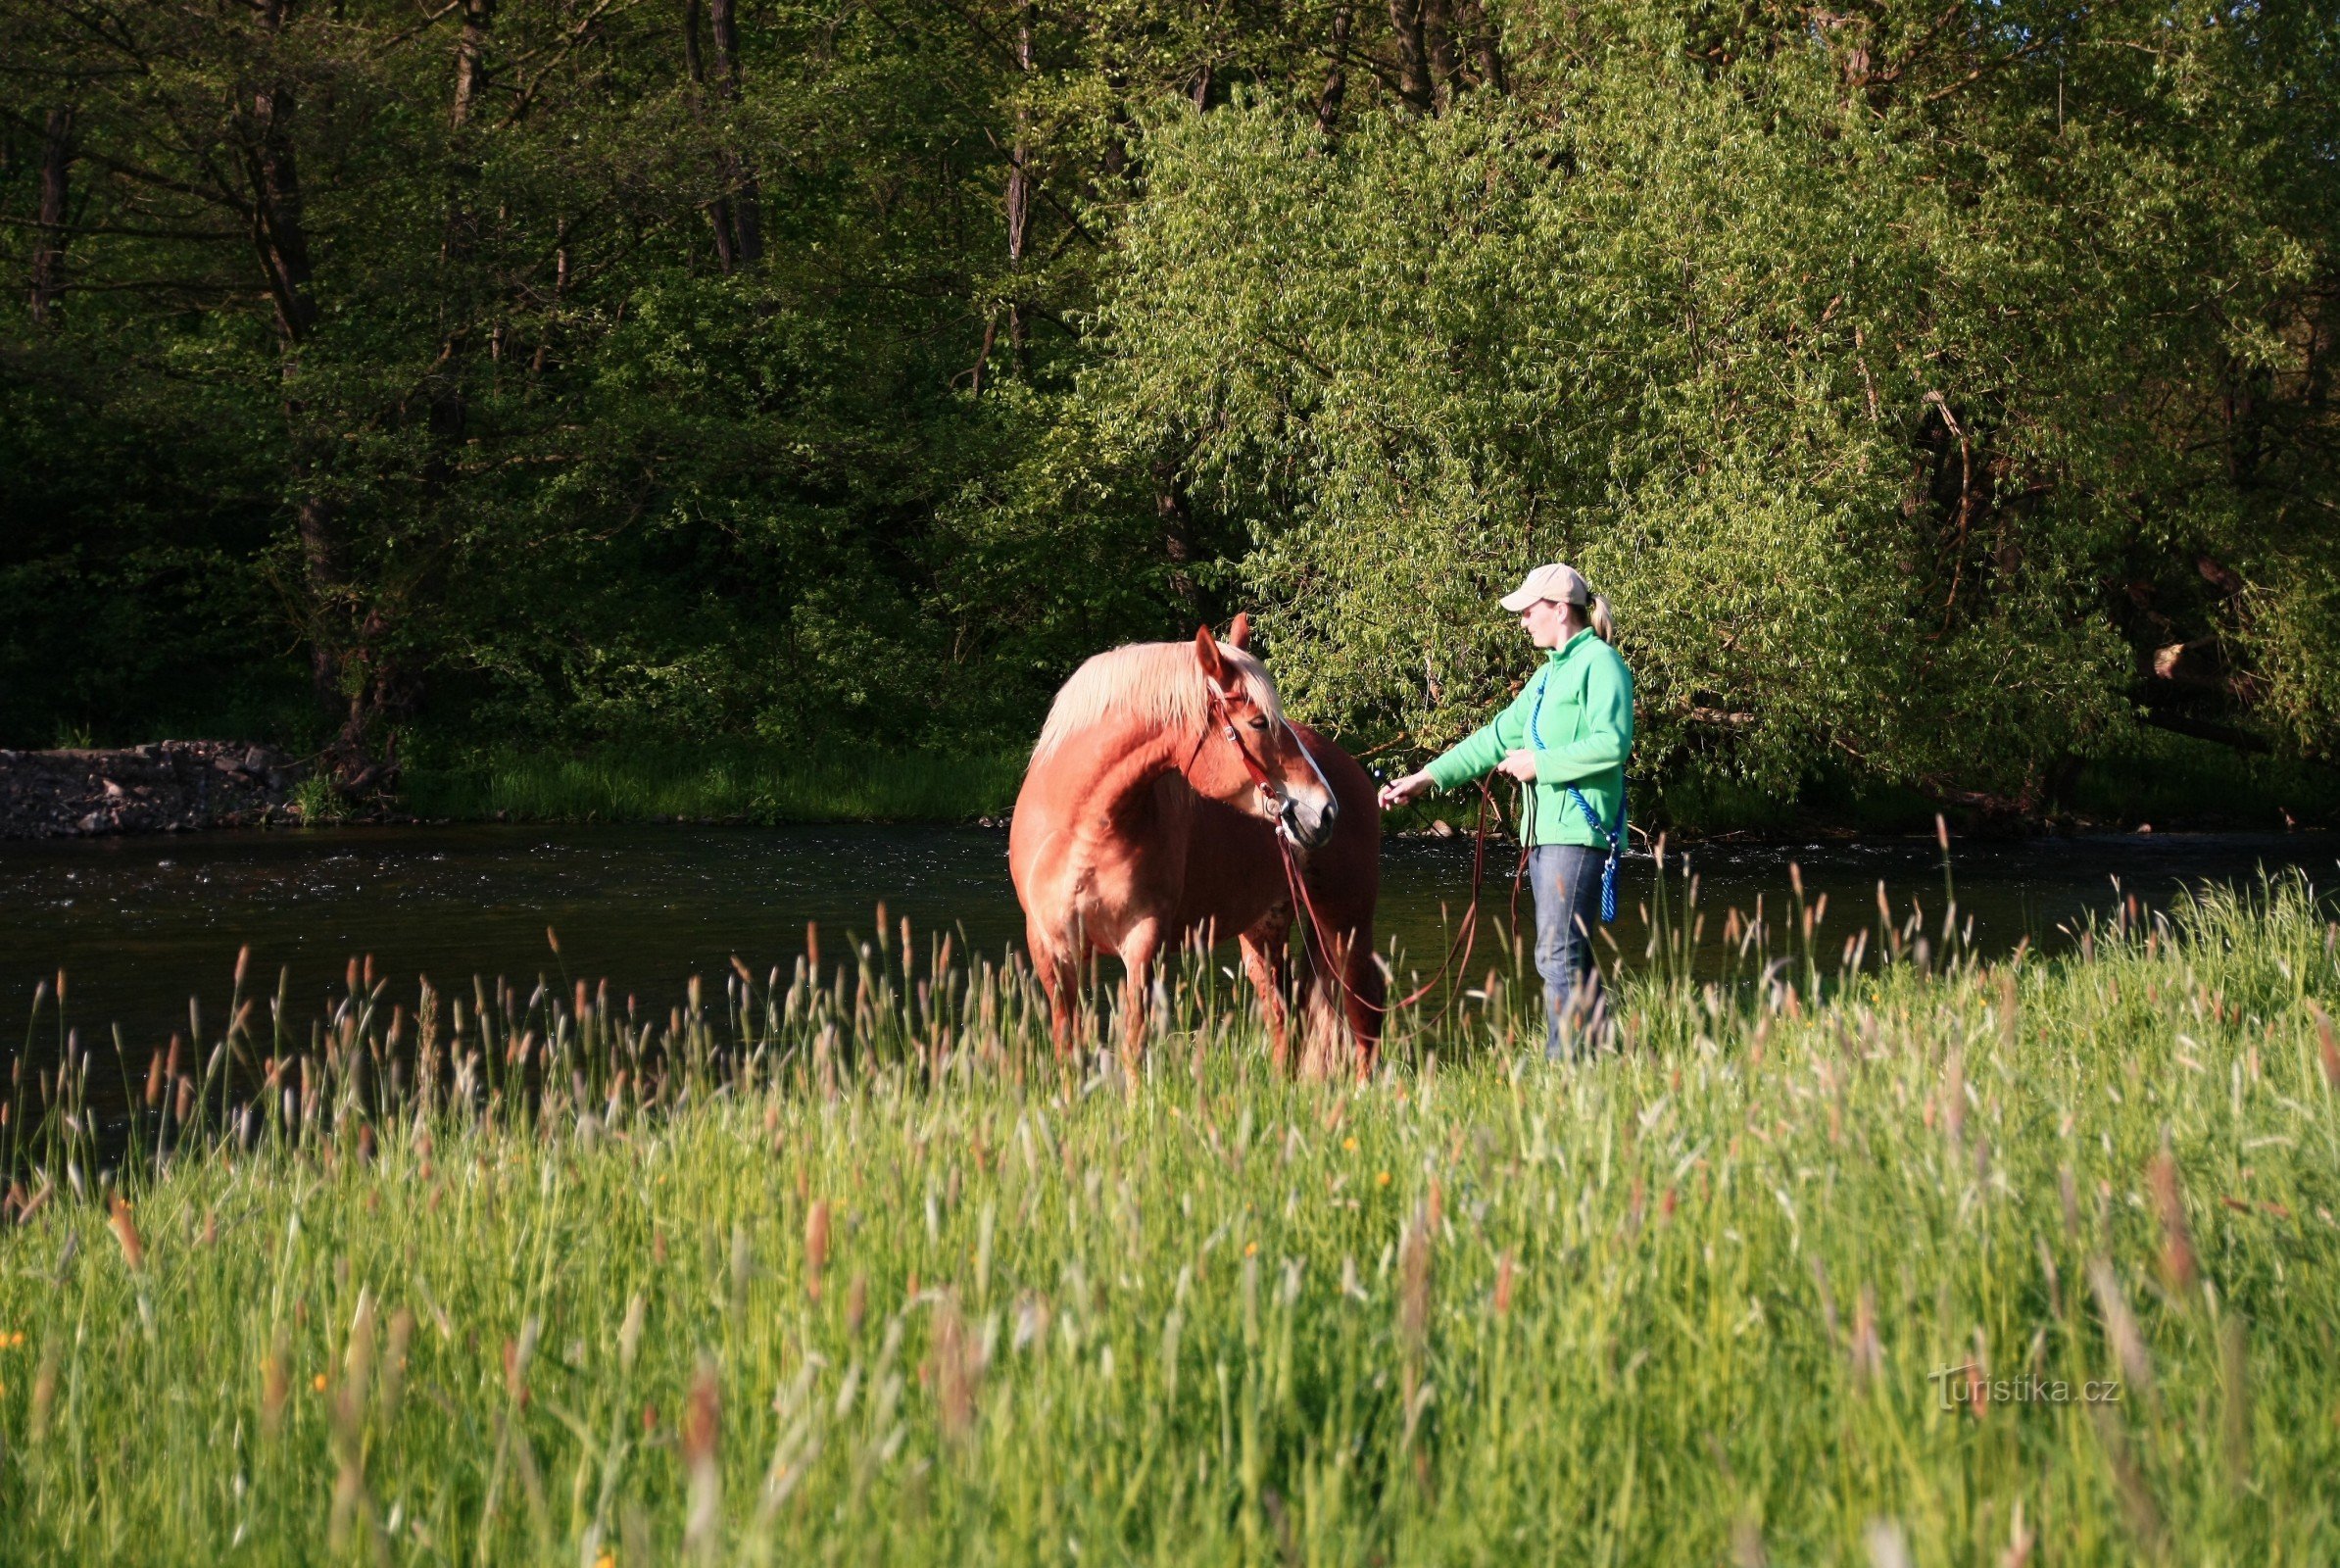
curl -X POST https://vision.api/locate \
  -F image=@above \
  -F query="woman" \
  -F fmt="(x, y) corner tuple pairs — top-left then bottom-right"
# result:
(1378, 564), (1633, 1059)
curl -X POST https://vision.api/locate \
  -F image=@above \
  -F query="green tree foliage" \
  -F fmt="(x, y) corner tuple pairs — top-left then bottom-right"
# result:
(0, 0), (1298, 773)
(1101, 1), (2340, 801)
(0, 0), (2332, 811)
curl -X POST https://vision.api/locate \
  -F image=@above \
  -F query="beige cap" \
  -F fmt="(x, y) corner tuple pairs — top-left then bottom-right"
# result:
(1498, 563), (1591, 612)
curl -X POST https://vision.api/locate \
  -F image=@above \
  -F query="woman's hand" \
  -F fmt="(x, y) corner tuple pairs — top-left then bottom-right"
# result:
(1377, 770), (1436, 810)
(1495, 749), (1540, 782)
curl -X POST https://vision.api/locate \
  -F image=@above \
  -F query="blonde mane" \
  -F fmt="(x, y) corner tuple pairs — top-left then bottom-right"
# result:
(1032, 640), (1284, 760)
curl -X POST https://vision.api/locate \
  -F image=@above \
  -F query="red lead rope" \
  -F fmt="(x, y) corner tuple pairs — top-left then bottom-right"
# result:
(1202, 696), (1523, 1025)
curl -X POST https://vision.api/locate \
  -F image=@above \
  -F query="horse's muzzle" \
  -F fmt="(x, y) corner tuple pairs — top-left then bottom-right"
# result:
(1282, 792), (1339, 850)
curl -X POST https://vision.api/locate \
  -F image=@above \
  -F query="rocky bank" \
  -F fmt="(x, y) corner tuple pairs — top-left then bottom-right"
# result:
(0, 742), (301, 838)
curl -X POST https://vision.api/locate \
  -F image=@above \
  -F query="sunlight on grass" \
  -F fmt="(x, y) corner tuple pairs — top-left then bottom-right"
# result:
(1, 876), (2336, 1562)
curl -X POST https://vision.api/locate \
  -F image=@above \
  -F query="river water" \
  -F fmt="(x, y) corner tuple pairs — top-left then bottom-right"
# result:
(3, 823), (2333, 1065)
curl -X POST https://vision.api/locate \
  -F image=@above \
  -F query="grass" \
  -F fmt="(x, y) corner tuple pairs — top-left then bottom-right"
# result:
(398, 741), (1027, 824)
(2, 874), (2339, 1563)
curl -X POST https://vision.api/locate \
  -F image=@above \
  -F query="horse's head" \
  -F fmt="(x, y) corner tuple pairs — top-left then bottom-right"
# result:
(1194, 616), (1340, 850)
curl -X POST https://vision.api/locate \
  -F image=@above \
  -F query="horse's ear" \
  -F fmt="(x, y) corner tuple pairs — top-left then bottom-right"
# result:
(1226, 612), (1251, 651)
(1194, 623), (1228, 687)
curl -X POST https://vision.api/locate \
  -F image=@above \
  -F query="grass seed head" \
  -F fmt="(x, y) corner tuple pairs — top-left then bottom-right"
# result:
(618, 1293), (646, 1374)
(2086, 1257), (2155, 1396)
(2307, 1000), (2340, 1089)
(682, 1360), (722, 1558)
(2149, 1140), (2197, 1295)
(261, 1324), (291, 1439)
(29, 1337), (59, 1443)
(806, 1198), (832, 1284)
(1849, 1286), (1882, 1387)
(935, 1296), (977, 1442)
(109, 1196), (144, 1271)
(381, 1306), (414, 1419)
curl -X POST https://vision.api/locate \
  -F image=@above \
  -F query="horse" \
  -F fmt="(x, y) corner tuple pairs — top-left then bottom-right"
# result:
(1008, 615), (1385, 1078)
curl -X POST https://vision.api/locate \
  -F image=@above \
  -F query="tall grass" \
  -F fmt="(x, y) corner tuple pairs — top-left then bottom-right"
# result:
(2, 876), (2337, 1563)
(400, 741), (1027, 824)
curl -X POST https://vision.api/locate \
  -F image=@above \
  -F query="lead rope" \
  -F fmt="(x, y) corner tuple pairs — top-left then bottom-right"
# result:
(1565, 782), (1624, 924)
(1203, 693), (1506, 1031)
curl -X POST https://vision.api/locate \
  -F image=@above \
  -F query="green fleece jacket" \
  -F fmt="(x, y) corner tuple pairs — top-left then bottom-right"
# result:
(1422, 629), (1633, 849)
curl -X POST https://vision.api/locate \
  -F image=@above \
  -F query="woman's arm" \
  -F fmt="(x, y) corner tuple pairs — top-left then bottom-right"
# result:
(1380, 688), (1534, 808)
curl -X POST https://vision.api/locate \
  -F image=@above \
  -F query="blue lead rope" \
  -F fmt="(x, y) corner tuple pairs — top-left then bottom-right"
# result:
(1565, 781), (1625, 923)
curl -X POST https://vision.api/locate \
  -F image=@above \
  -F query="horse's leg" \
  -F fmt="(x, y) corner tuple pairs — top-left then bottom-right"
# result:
(1117, 918), (1164, 1086)
(1239, 918), (1292, 1074)
(1340, 923), (1386, 1079)
(1296, 884), (1382, 1080)
(1026, 915), (1080, 1062)
(1046, 952), (1081, 1061)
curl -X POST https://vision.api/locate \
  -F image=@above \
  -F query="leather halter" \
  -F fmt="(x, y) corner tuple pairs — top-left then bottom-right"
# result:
(1198, 687), (1334, 840)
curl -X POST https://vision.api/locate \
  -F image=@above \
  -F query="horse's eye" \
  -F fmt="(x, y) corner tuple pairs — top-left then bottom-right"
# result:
(1248, 717), (1269, 730)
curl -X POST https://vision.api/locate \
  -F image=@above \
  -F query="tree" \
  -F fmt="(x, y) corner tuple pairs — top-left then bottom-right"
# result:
(1096, 0), (2340, 803)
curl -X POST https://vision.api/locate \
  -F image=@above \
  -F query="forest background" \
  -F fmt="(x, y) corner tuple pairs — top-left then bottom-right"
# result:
(2, 0), (2335, 829)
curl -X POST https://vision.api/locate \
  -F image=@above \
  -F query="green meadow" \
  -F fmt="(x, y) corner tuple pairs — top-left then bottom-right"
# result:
(2, 877), (2337, 1564)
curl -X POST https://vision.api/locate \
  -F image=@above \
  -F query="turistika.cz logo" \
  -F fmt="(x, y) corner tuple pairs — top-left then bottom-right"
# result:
(1927, 1365), (2123, 1411)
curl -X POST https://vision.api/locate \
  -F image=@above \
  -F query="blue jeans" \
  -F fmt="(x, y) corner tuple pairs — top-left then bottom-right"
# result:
(1531, 843), (1608, 1060)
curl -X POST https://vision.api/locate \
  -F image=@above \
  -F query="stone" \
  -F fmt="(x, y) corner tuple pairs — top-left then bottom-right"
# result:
(5, 741), (299, 840)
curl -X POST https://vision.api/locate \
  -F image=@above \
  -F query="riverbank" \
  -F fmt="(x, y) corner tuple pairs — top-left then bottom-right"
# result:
(10, 725), (2330, 841)
(398, 741), (1028, 826)
(0, 742), (300, 839)
(393, 725), (2340, 839)
(2, 881), (2335, 1562)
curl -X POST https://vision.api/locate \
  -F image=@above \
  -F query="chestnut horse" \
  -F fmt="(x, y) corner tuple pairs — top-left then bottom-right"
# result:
(1009, 616), (1384, 1076)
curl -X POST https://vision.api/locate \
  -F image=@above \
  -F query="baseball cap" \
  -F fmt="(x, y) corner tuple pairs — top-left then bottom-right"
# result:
(1497, 563), (1591, 612)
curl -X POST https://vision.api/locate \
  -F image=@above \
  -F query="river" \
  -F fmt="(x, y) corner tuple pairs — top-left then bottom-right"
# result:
(3, 823), (2332, 1067)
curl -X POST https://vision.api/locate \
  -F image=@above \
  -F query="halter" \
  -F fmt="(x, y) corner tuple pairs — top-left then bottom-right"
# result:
(1200, 687), (1334, 841)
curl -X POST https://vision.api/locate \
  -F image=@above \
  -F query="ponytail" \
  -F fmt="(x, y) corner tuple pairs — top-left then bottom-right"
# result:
(1587, 593), (1615, 643)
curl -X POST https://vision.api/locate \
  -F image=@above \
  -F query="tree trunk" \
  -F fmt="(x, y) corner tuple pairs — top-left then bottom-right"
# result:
(248, 98), (318, 340)
(295, 492), (347, 712)
(436, 0), (495, 460)
(707, 0), (762, 264)
(681, 0), (740, 273)
(1458, 0), (1506, 94)
(28, 108), (73, 323)
(1153, 455), (1200, 621)
(529, 219), (571, 375)
(251, 0), (399, 790)
(1387, 0), (1434, 114)
(1004, 4), (1034, 373)
(1423, 0), (1461, 105)
(1316, 7), (1352, 137)
(451, 0), (493, 132)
